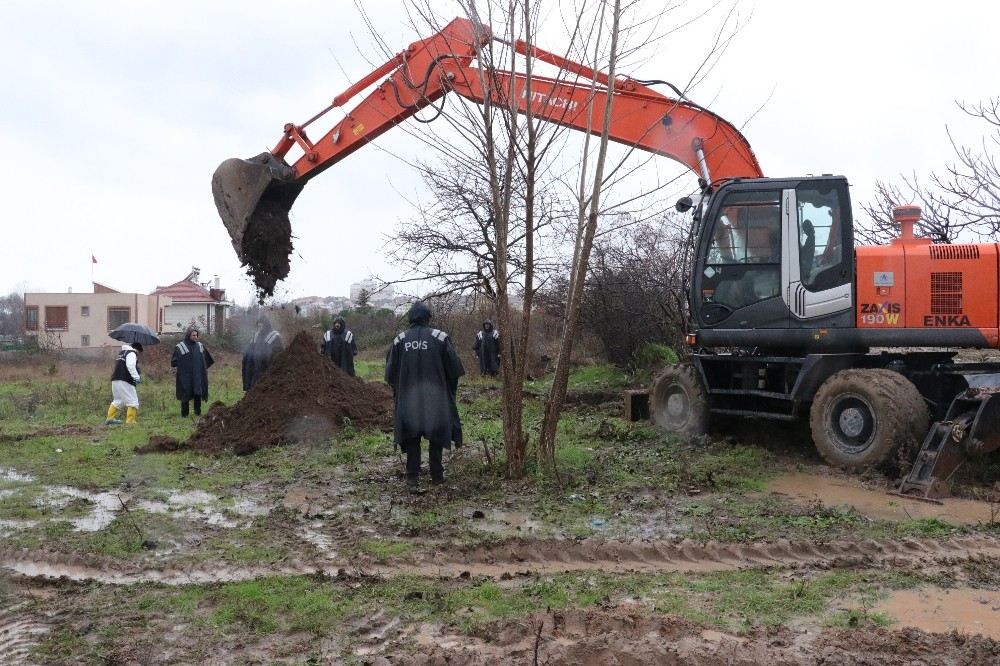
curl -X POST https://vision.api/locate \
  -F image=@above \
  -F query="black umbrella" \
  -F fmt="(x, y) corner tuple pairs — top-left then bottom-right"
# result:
(109, 323), (160, 346)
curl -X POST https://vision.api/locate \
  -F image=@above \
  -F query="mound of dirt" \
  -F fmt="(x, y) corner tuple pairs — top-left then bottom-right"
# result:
(142, 332), (391, 455)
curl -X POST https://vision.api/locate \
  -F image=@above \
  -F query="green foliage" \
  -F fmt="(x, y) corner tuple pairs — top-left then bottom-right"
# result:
(633, 342), (678, 370)
(567, 364), (629, 388)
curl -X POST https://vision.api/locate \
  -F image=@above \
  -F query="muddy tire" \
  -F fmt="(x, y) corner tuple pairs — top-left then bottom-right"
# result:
(651, 364), (709, 434)
(809, 369), (929, 470)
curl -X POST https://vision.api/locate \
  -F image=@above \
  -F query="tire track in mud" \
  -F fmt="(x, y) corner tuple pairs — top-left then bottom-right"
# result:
(0, 604), (48, 666)
(2, 535), (999, 585)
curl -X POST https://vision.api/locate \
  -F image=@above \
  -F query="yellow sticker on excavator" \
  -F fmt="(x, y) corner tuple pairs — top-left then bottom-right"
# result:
(352, 123), (365, 136)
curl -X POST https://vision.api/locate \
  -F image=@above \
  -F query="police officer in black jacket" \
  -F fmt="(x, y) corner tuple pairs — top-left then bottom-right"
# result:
(321, 316), (357, 376)
(242, 316), (283, 390)
(385, 302), (465, 489)
(171, 327), (215, 417)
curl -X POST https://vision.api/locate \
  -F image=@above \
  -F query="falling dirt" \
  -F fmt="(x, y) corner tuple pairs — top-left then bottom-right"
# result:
(140, 332), (391, 456)
(378, 607), (1000, 665)
(877, 586), (1000, 639)
(4, 535), (1000, 586)
(238, 196), (294, 302)
(769, 472), (997, 525)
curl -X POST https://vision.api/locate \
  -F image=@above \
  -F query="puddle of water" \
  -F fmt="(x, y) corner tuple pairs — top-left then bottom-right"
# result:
(0, 469), (35, 484)
(0, 519), (38, 536)
(136, 497), (238, 529)
(464, 509), (544, 535)
(230, 497), (271, 517)
(299, 523), (337, 558)
(769, 473), (995, 525)
(876, 587), (1000, 639)
(166, 490), (216, 507)
(42, 487), (123, 532)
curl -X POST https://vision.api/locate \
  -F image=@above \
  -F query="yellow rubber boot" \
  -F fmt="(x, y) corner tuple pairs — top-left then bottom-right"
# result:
(125, 407), (138, 424)
(106, 404), (119, 420)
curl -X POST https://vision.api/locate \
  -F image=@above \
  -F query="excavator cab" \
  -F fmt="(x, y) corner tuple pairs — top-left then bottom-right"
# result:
(211, 152), (304, 297)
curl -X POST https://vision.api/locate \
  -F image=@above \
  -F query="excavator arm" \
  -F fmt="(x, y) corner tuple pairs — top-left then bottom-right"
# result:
(212, 16), (763, 296)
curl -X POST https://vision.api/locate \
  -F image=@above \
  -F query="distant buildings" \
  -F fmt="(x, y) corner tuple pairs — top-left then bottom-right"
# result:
(24, 267), (231, 351)
(151, 268), (232, 334)
(293, 280), (408, 316)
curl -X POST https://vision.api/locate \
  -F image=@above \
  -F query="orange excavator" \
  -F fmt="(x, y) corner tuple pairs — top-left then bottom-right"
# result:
(213, 17), (1000, 499)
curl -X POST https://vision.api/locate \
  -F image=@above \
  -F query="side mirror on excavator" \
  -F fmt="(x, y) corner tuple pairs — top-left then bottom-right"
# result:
(675, 196), (694, 213)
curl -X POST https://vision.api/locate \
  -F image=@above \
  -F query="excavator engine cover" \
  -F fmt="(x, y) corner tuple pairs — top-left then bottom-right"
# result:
(211, 152), (304, 300)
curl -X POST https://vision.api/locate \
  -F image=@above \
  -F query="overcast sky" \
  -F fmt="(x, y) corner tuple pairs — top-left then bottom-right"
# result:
(2, 1), (996, 305)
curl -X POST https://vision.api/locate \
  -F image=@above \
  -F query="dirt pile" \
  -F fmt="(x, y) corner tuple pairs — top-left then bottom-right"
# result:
(142, 332), (391, 455)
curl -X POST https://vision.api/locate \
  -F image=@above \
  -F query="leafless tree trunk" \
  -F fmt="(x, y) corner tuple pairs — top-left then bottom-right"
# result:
(537, 0), (622, 469)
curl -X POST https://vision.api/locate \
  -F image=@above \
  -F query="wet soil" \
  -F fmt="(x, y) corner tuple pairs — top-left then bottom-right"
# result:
(770, 472), (999, 525)
(877, 586), (1000, 639)
(0, 603), (48, 665)
(5, 534), (1000, 586)
(374, 607), (1000, 665)
(0, 425), (98, 443)
(140, 332), (391, 455)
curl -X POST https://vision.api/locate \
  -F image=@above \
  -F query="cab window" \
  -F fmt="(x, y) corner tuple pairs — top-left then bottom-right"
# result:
(796, 183), (851, 292)
(703, 191), (781, 311)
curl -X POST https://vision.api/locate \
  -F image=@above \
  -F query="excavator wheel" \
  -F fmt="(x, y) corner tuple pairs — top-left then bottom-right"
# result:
(650, 364), (709, 435)
(809, 369), (928, 470)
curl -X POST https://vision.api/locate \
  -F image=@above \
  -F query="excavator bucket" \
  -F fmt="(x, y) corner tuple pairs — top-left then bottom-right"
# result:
(894, 387), (1000, 500)
(211, 152), (305, 299)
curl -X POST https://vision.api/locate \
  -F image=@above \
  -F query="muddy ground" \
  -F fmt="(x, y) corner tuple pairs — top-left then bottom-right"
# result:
(1, 355), (1000, 664)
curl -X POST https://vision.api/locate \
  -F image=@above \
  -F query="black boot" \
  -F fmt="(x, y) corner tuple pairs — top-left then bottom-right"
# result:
(180, 401), (189, 417)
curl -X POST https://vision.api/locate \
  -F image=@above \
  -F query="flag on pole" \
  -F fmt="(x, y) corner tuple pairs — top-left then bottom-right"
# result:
(92, 255), (97, 264)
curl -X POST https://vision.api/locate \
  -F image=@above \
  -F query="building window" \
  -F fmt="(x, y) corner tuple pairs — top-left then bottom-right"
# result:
(81, 335), (90, 347)
(107, 307), (131, 331)
(81, 306), (90, 317)
(44, 306), (69, 331)
(25, 306), (39, 331)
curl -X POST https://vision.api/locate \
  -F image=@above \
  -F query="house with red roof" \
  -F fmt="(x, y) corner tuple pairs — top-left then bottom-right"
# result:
(151, 267), (232, 335)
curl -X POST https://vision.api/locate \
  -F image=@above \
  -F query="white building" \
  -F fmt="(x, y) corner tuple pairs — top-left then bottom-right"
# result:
(150, 268), (232, 335)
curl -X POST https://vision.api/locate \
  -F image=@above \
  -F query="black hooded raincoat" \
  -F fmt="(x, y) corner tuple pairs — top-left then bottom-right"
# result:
(384, 303), (465, 448)
(171, 329), (215, 401)
(242, 317), (283, 390)
(322, 317), (357, 376)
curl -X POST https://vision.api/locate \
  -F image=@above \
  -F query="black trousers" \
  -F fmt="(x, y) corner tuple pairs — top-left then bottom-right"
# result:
(181, 396), (202, 417)
(402, 437), (444, 480)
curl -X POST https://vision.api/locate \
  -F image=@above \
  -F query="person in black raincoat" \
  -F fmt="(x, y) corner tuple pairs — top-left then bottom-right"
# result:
(171, 327), (215, 417)
(473, 320), (501, 376)
(385, 302), (465, 488)
(242, 316), (283, 391)
(321, 316), (357, 376)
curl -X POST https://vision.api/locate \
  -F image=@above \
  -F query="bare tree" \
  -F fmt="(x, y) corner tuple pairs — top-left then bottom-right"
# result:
(0, 292), (25, 337)
(360, 0), (741, 476)
(386, 158), (569, 302)
(859, 99), (1000, 245)
(582, 215), (692, 366)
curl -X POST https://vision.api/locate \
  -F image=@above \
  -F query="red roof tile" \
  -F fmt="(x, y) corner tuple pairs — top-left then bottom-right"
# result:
(151, 279), (222, 303)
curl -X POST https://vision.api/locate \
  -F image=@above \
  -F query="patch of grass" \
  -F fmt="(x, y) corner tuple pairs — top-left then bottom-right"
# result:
(354, 359), (386, 382)
(211, 577), (349, 635)
(361, 540), (413, 561)
(399, 509), (449, 530)
(567, 364), (630, 389)
(829, 608), (893, 628)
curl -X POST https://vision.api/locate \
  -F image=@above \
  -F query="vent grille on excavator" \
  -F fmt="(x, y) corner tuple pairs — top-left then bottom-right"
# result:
(930, 245), (980, 260)
(930, 271), (963, 314)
